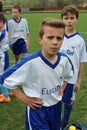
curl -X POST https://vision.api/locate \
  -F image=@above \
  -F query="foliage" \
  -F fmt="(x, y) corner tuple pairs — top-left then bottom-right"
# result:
(2, 0), (87, 8)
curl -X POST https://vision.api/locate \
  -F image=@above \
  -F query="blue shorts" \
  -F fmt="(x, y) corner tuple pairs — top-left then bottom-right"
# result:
(62, 83), (74, 104)
(12, 39), (28, 55)
(25, 102), (61, 130)
(4, 51), (9, 70)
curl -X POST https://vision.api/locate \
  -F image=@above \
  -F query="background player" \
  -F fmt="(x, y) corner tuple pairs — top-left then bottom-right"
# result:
(8, 4), (30, 63)
(0, 13), (11, 102)
(0, 1), (11, 102)
(60, 5), (87, 129)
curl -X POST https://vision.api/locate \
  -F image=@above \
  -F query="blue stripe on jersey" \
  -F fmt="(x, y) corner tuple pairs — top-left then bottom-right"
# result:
(0, 30), (6, 41)
(6, 19), (8, 31)
(12, 17), (22, 23)
(1, 51), (40, 84)
(58, 52), (74, 73)
(65, 32), (85, 39)
(65, 32), (78, 39)
(12, 17), (25, 23)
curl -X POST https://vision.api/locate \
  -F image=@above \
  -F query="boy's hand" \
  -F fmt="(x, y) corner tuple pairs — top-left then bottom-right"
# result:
(27, 97), (43, 110)
(58, 88), (63, 96)
(26, 42), (29, 50)
(11, 88), (43, 110)
(10, 45), (13, 50)
(74, 83), (80, 92)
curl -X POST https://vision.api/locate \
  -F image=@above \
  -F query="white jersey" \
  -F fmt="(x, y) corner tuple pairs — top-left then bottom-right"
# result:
(0, 29), (9, 51)
(0, 49), (4, 75)
(8, 17), (30, 44)
(2, 51), (73, 106)
(60, 32), (87, 84)
(0, 21), (9, 75)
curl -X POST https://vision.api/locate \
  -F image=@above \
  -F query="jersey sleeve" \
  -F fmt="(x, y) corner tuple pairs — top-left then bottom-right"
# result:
(79, 39), (87, 62)
(1, 58), (29, 89)
(63, 57), (74, 82)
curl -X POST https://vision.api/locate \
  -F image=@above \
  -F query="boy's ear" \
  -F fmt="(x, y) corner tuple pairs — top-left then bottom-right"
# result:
(38, 36), (42, 45)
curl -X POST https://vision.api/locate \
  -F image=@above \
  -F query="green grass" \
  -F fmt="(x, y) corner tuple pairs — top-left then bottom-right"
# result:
(0, 12), (87, 130)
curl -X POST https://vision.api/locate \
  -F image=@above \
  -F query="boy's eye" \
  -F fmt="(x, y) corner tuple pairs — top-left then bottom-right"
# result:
(63, 16), (75, 20)
(47, 36), (54, 40)
(63, 17), (68, 20)
(70, 17), (75, 20)
(47, 36), (62, 41)
(57, 37), (62, 40)
(64, 17), (68, 20)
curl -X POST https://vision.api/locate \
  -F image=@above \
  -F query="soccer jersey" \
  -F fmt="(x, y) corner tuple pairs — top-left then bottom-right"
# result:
(0, 29), (9, 74)
(60, 32), (87, 84)
(0, 49), (4, 75)
(8, 17), (30, 45)
(0, 29), (9, 51)
(2, 51), (73, 106)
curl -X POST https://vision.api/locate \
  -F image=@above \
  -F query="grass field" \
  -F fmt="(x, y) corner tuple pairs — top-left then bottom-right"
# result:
(0, 12), (87, 130)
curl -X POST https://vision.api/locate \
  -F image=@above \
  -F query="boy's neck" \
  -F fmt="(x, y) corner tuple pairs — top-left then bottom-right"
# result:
(65, 28), (76, 36)
(14, 17), (21, 22)
(42, 50), (58, 64)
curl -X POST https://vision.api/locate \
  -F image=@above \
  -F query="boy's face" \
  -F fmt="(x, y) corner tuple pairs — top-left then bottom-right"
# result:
(12, 8), (20, 20)
(62, 12), (78, 30)
(39, 25), (64, 57)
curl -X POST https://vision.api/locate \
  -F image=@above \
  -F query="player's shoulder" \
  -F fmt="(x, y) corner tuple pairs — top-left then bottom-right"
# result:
(21, 17), (27, 22)
(57, 52), (67, 58)
(75, 32), (85, 41)
(8, 18), (14, 21)
(57, 52), (69, 62)
(57, 52), (72, 64)
(58, 52), (74, 70)
(65, 32), (84, 40)
(21, 51), (41, 62)
(8, 18), (15, 23)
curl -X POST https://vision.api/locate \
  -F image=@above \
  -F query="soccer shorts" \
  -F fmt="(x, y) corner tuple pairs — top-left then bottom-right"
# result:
(25, 101), (61, 130)
(4, 51), (9, 70)
(12, 38), (28, 55)
(62, 83), (74, 104)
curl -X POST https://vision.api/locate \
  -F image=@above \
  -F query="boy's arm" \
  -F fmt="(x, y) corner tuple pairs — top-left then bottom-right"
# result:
(26, 33), (30, 50)
(11, 88), (43, 110)
(74, 62), (84, 92)
(58, 81), (68, 96)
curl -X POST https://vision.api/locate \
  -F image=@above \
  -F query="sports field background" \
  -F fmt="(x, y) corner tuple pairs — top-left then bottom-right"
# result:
(0, 12), (87, 130)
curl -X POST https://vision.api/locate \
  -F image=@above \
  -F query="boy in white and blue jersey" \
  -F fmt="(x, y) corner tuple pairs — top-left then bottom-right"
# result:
(60, 5), (87, 129)
(1, 18), (73, 130)
(0, 13), (11, 102)
(8, 5), (30, 63)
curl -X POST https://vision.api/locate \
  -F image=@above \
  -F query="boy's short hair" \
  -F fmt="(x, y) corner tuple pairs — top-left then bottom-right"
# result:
(39, 18), (65, 38)
(61, 5), (79, 19)
(12, 5), (21, 13)
(0, 13), (6, 24)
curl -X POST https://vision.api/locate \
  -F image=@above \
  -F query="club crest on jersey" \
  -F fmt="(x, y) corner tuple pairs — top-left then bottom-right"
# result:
(42, 85), (60, 95)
